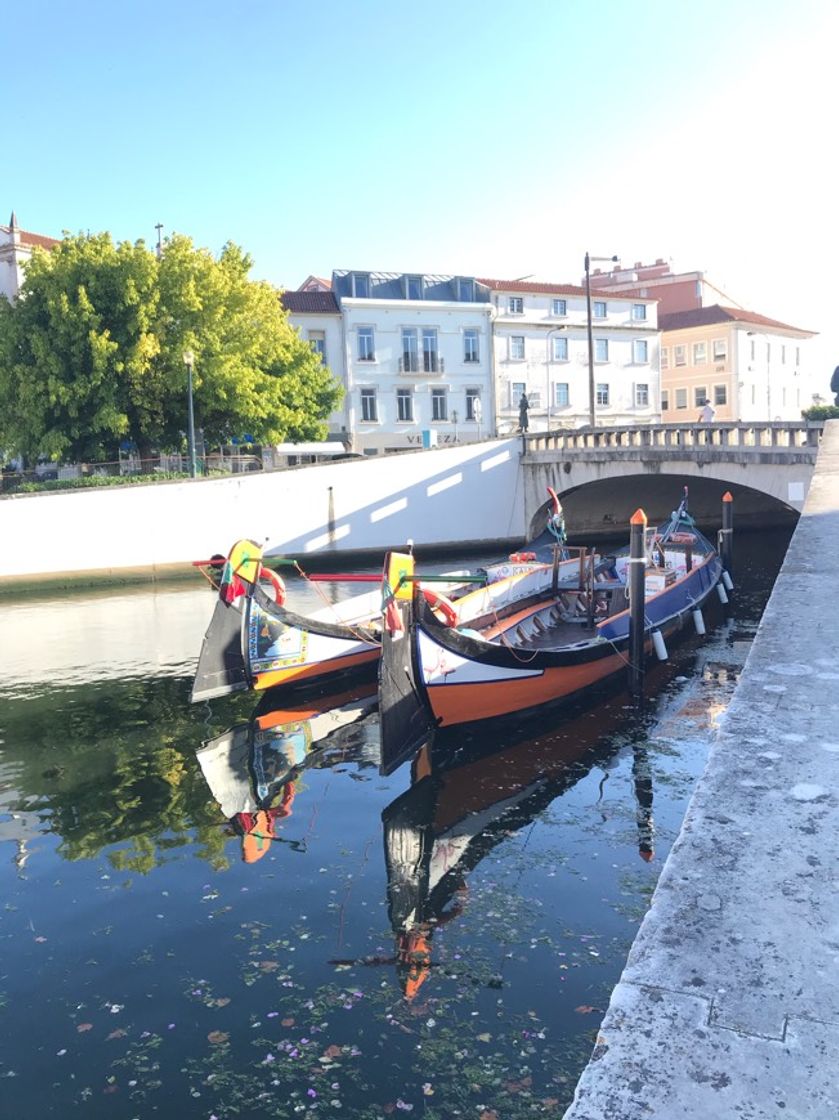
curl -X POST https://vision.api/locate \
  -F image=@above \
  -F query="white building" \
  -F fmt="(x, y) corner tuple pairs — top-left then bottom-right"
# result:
(0, 212), (59, 302)
(479, 279), (660, 431)
(331, 270), (494, 454)
(280, 289), (349, 444)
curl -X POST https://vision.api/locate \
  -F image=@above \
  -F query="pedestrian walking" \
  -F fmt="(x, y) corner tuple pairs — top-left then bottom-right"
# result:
(697, 398), (715, 423)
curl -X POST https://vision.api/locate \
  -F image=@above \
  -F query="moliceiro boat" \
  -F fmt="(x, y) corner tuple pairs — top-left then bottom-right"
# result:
(378, 490), (726, 764)
(191, 492), (571, 703)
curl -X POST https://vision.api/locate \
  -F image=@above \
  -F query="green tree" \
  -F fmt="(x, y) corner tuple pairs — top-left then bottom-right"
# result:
(0, 232), (342, 463)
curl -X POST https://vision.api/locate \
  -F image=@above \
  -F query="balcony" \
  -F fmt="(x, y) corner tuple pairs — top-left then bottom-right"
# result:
(399, 354), (445, 375)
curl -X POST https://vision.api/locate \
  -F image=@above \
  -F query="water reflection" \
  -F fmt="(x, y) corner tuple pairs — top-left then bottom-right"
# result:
(197, 683), (378, 862)
(192, 684), (660, 1003)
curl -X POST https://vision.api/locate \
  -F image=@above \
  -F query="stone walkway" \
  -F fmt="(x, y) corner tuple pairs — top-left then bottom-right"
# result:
(563, 421), (839, 1119)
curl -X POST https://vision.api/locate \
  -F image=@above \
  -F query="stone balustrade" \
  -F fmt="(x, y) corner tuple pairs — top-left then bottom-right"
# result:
(523, 421), (823, 456)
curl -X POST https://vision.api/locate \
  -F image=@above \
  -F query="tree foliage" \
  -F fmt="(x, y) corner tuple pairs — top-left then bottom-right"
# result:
(801, 404), (839, 420)
(0, 232), (342, 462)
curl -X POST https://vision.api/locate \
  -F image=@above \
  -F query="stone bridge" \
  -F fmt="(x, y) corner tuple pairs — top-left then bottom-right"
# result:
(521, 421), (824, 536)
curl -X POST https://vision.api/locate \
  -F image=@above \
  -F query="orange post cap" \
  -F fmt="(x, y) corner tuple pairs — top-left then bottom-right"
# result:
(630, 509), (647, 526)
(722, 491), (733, 502)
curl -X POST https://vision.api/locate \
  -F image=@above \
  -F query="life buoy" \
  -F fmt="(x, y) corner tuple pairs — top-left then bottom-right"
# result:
(508, 551), (536, 563)
(421, 587), (458, 627)
(259, 566), (286, 606)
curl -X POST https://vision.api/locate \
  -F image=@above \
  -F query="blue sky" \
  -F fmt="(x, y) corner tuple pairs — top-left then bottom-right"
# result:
(7, 0), (838, 378)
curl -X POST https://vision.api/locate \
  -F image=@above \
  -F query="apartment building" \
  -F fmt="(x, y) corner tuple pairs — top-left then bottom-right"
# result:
(659, 306), (817, 422)
(280, 289), (348, 444)
(330, 270), (494, 454)
(480, 279), (660, 431)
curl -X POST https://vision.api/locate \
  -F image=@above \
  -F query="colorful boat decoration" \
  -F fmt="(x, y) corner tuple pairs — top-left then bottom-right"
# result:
(191, 492), (571, 703)
(378, 490), (726, 765)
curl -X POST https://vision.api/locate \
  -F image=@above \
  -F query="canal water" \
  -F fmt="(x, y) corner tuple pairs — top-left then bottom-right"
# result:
(0, 530), (791, 1119)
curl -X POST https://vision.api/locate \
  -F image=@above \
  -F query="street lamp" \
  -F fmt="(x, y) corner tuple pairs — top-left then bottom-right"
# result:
(183, 349), (197, 478)
(584, 251), (619, 428)
(545, 326), (568, 432)
(451, 408), (459, 443)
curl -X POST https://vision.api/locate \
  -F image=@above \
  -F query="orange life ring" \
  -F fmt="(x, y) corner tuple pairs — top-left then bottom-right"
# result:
(259, 566), (286, 605)
(421, 587), (458, 627)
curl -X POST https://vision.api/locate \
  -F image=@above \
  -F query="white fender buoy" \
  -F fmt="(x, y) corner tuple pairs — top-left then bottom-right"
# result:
(722, 570), (734, 591)
(692, 609), (706, 635)
(717, 583), (729, 604)
(652, 629), (668, 661)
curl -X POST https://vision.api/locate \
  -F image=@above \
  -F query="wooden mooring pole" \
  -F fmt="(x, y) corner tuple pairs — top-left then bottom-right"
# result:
(628, 508), (647, 701)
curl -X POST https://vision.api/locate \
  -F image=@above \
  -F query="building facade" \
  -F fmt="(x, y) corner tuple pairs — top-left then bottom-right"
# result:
(480, 279), (660, 431)
(280, 289), (348, 444)
(0, 212), (59, 302)
(331, 270), (494, 454)
(659, 306), (817, 423)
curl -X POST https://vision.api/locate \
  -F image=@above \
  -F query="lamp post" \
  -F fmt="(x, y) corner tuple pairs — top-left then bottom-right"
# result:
(183, 349), (197, 478)
(545, 326), (567, 432)
(584, 251), (619, 428)
(451, 408), (459, 443)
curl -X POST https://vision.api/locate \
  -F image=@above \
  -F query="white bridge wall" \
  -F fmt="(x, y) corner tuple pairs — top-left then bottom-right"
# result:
(0, 440), (524, 581)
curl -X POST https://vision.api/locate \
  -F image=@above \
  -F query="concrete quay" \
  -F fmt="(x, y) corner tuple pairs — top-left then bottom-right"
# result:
(564, 419), (839, 1120)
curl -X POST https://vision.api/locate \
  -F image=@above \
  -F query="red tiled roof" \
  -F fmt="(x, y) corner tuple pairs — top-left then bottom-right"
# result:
(0, 225), (60, 250)
(477, 277), (656, 301)
(659, 304), (815, 336)
(281, 290), (339, 314)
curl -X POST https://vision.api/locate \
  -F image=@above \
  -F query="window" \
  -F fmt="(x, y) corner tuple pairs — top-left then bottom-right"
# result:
(555, 382), (570, 407)
(465, 389), (480, 421)
(674, 345), (686, 367)
(675, 388), (688, 410)
(796, 347), (800, 365)
(402, 328), (418, 372)
(397, 388), (413, 422)
(635, 383), (649, 407)
(457, 277), (475, 302)
(360, 388), (377, 421)
(358, 327), (375, 361)
(632, 303), (647, 321)
(510, 335), (525, 360)
(405, 274), (423, 300)
(661, 347), (670, 370)
(661, 390), (670, 411)
(694, 386), (707, 408)
(422, 328), (439, 373)
(431, 388), (447, 421)
(714, 384), (727, 406)
(596, 383), (610, 406)
(633, 339), (648, 364)
(464, 329), (479, 363)
(508, 296), (523, 314)
(551, 298), (567, 316)
(551, 336), (568, 361)
(593, 301), (607, 319)
(352, 273), (370, 298)
(750, 340), (756, 361)
(693, 341), (707, 365)
(712, 339), (727, 361)
(595, 338), (609, 362)
(781, 345), (786, 365)
(511, 381), (526, 407)
(308, 330), (326, 364)
(766, 342), (771, 362)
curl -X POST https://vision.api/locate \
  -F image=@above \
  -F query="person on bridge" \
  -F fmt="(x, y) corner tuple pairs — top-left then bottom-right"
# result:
(697, 398), (715, 423)
(518, 392), (530, 432)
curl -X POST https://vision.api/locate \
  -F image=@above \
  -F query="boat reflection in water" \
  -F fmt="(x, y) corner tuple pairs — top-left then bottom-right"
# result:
(377, 712), (656, 1000)
(196, 683), (379, 862)
(196, 685), (655, 998)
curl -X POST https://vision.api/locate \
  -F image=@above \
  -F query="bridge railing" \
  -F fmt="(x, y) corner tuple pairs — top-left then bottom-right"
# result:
(523, 421), (824, 455)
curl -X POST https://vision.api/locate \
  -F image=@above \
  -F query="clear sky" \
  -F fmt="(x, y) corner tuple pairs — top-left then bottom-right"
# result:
(6, 0), (838, 384)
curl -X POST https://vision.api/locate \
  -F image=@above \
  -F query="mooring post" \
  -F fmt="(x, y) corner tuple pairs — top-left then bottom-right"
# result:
(720, 491), (734, 572)
(628, 508), (647, 701)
